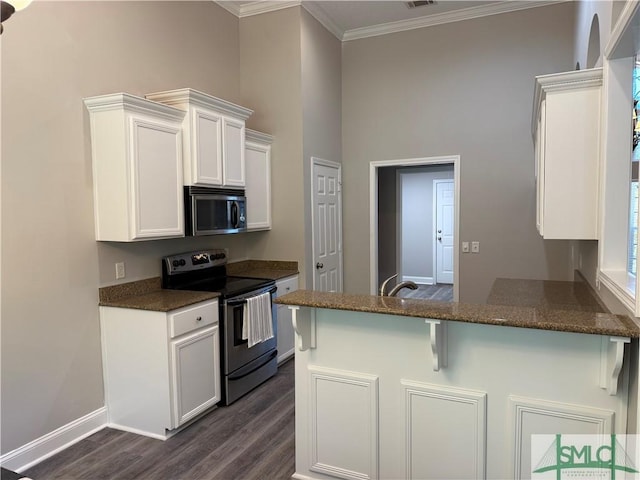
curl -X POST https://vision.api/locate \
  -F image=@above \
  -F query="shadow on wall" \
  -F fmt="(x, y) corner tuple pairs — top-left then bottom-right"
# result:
(587, 14), (600, 68)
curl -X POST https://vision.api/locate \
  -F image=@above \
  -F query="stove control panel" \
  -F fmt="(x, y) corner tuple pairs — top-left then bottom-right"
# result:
(163, 248), (229, 275)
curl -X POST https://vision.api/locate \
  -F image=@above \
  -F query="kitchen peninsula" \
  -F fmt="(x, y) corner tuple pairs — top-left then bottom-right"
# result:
(275, 278), (639, 480)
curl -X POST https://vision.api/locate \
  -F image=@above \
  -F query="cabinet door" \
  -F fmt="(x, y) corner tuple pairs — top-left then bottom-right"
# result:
(245, 140), (271, 230)
(130, 116), (184, 239)
(276, 276), (298, 363)
(170, 325), (220, 428)
(543, 88), (599, 239)
(192, 108), (223, 186)
(222, 117), (245, 187)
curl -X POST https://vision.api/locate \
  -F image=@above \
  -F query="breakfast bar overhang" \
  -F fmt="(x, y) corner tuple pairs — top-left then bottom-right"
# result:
(275, 281), (639, 480)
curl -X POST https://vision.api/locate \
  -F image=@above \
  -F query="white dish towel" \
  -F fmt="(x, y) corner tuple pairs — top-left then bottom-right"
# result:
(242, 292), (274, 348)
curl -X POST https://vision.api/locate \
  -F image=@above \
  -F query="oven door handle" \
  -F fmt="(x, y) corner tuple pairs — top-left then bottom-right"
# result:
(226, 286), (277, 306)
(228, 350), (278, 380)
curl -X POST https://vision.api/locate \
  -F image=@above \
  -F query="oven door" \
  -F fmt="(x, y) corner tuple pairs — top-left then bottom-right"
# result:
(222, 286), (277, 375)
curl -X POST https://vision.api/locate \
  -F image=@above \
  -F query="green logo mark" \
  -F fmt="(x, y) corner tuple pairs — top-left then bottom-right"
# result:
(533, 434), (638, 479)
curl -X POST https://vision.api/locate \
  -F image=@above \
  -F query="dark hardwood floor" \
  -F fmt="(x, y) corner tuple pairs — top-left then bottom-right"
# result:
(396, 283), (453, 302)
(24, 359), (295, 480)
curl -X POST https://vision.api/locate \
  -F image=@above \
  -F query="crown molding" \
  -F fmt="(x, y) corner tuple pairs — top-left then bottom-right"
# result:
(216, 1), (301, 18)
(84, 93), (186, 122)
(246, 128), (274, 144)
(531, 67), (603, 137)
(215, 1), (242, 17)
(342, 1), (563, 42)
(145, 88), (254, 120)
(301, 2), (344, 41)
(215, 0), (567, 42)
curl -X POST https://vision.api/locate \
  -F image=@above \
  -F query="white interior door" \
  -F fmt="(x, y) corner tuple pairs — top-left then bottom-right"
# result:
(435, 180), (454, 284)
(312, 158), (343, 292)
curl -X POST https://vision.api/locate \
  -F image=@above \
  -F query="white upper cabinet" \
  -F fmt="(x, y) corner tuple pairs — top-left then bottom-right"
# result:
(532, 68), (602, 240)
(146, 88), (253, 188)
(84, 93), (186, 242)
(245, 129), (273, 231)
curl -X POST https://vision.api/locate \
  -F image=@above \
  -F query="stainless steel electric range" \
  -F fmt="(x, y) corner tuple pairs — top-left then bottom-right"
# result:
(162, 249), (277, 405)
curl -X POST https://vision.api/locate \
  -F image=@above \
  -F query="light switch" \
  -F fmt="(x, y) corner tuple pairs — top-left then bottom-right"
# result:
(471, 241), (480, 253)
(115, 262), (126, 279)
(462, 242), (470, 253)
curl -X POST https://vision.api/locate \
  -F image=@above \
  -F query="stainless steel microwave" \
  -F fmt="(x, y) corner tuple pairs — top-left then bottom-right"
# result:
(184, 187), (247, 235)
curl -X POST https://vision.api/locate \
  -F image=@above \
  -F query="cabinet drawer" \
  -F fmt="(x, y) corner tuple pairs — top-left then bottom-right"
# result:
(276, 276), (298, 298)
(169, 300), (218, 338)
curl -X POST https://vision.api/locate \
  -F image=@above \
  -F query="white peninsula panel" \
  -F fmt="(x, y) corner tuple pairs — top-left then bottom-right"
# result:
(287, 306), (631, 480)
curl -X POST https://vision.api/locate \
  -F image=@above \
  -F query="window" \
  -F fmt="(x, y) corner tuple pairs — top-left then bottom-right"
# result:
(597, 3), (640, 316)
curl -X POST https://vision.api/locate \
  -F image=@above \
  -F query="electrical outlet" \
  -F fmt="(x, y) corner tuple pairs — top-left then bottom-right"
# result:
(115, 262), (126, 279)
(462, 242), (470, 253)
(471, 241), (480, 253)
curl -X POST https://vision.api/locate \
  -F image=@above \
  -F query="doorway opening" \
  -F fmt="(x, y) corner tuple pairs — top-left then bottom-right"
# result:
(369, 156), (460, 301)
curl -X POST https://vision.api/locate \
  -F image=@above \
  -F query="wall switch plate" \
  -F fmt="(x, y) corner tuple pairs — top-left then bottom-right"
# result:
(115, 262), (126, 279)
(462, 242), (470, 253)
(471, 241), (480, 253)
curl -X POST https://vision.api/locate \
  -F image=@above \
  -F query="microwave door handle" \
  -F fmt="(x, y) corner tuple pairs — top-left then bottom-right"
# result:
(231, 201), (239, 228)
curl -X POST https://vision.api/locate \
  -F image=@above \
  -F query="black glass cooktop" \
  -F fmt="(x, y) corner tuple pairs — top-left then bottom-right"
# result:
(173, 275), (274, 299)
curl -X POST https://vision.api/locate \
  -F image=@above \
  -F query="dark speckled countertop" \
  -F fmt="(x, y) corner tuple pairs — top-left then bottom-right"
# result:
(99, 277), (219, 312)
(226, 260), (299, 280)
(275, 278), (640, 338)
(99, 260), (298, 312)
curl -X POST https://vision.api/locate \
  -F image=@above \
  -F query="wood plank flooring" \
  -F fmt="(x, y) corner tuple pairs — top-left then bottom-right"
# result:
(396, 283), (453, 302)
(24, 359), (295, 480)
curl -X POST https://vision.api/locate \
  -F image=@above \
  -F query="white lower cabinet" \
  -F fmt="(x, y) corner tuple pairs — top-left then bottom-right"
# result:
(170, 325), (220, 428)
(276, 275), (298, 363)
(100, 299), (220, 439)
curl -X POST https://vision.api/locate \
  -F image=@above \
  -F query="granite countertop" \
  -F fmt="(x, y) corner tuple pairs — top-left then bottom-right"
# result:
(275, 278), (640, 338)
(98, 259), (298, 312)
(99, 277), (219, 312)
(226, 260), (299, 280)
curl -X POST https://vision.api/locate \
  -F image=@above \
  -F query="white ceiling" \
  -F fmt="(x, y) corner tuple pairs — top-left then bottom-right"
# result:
(216, 0), (560, 41)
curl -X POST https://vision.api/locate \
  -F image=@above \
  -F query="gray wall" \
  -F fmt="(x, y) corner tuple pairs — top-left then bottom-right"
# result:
(0, 0), (244, 455)
(239, 7), (305, 283)
(301, 8), (343, 290)
(399, 166), (455, 283)
(342, 3), (577, 303)
(1, 0), (340, 456)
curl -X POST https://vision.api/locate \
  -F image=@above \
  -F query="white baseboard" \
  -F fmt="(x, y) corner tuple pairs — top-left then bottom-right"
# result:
(0, 407), (107, 473)
(278, 348), (295, 364)
(402, 275), (433, 285)
(292, 474), (315, 480)
(106, 422), (169, 441)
